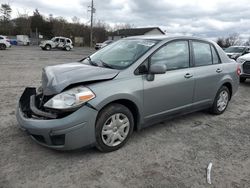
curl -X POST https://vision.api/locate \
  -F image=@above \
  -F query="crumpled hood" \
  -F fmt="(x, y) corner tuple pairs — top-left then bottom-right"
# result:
(42, 62), (119, 95)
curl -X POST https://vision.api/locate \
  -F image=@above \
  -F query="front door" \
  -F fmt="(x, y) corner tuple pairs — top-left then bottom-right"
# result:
(143, 40), (195, 122)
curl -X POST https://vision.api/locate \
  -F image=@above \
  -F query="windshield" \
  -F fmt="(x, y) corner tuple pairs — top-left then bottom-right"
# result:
(225, 46), (245, 53)
(83, 39), (159, 69)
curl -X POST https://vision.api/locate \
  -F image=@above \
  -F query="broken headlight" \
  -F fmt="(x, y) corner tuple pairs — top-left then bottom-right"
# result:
(44, 86), (95, 110)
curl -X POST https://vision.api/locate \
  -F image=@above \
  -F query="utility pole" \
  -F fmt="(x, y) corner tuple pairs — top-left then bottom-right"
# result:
(88, 0), (95, 47)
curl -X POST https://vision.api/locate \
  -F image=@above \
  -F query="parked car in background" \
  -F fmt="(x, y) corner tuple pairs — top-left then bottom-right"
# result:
(0, 35), (11, 50)
(17, 35), (30, 46)
(236, 53), (250, 82)
(224, 46), (250, 60)
(95, 40), (113, 50)
(17, 36), (239, 152)
(39, 37), (73, 51)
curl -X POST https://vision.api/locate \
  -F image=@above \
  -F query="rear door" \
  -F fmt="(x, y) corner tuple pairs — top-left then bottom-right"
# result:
(191, 40), (223, 105)
(143, 40), (195, 122)
(58, 38), (66, 48)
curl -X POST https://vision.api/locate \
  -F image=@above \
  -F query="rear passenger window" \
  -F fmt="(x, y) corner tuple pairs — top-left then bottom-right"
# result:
(211, 46), (220, 64)
(193, 42), (212, 66)
(67, 39), (71, 43)
(150, 41), (189, 71)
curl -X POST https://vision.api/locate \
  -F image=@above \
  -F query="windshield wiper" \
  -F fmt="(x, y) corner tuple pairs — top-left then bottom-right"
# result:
(79, 56), (99, 67)
(99, 60), (115, 69)
(86, 56), (98, 66)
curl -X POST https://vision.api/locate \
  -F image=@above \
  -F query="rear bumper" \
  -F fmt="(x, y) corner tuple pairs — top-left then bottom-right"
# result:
(16, 88), (98, 150)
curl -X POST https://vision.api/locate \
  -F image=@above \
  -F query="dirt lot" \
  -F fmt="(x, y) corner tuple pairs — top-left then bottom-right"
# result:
(0, 46), (250, 188)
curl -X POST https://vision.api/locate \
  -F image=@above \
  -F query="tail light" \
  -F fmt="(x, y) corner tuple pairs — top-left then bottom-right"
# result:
(236, 65), (241, 76)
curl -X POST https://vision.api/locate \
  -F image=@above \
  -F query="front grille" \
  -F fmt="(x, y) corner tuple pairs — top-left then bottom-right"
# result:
(243, 61), (250, 74)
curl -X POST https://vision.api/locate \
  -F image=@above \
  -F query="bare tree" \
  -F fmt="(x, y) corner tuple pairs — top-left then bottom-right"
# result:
(72, 16), (80, 24)
(0, 4), (12, 21)
(225, 33), (242, 47)
(244, 37), (250, 46)
(216, 33), (242, 48)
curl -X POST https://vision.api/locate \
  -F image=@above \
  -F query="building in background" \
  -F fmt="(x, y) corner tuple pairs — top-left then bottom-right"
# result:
(108, 27), (165, 41)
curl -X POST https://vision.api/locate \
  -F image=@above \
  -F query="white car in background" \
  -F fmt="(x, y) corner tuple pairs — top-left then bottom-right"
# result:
(0, 35), (11, 50)
(40, 37), (73, 51)
(95, 40), (113, 50)
(224, 46), (250, 60)
(236, 53), (250, 82)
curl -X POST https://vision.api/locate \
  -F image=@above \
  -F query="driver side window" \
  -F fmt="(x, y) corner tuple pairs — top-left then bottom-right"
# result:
(150, 41), (190, 71)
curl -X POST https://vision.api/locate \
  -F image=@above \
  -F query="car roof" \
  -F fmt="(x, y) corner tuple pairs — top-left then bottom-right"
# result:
(124, 35), (214, 43)
(227, 46), (248, 48)
(54, 36), (70, 39)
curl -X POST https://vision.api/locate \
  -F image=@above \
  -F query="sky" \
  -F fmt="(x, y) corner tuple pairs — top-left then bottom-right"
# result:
(2, 0), (250, 40)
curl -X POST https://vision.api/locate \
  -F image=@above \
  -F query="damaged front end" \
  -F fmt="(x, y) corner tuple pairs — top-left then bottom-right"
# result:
(19, 87), (73, 120)
(16, 62), (119, 149)
(17, 86), (98, 150)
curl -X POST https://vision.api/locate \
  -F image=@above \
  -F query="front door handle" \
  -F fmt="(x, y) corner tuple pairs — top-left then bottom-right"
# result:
(184, 73), (193, 79)
(216, 68), (222, 73)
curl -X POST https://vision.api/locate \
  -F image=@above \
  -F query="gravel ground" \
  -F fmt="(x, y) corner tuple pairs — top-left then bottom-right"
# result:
(0, 46), (250, 188)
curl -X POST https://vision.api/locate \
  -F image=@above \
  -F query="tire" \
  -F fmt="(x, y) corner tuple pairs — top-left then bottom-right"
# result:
(0, 44), (6, 50)
(95, 104), (134, 152)
(240, 77), (246, 83)
(65, 46), (71, 51)
(45, 44), (51, 51)
(210, 86), (230, 115)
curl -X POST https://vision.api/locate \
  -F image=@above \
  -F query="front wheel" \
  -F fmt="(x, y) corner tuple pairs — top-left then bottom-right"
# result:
(95, 104), (134, 152)
(45, 44), (51, 51)
(210, 86), (230, 115)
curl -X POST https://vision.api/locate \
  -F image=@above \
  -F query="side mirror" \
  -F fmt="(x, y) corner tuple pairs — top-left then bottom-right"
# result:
(146, 63), (167, 81)
(149, 63), (167, 74)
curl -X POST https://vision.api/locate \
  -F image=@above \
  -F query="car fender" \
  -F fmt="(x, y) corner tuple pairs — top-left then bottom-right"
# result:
(88, 93), (144, 126)
(215, 74), (234, 98)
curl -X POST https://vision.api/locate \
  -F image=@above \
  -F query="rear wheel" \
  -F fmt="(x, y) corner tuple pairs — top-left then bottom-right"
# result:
(95, 104), (134, 152)
(210, 86), (230, 115)
(65, 46), (71, 51)
(0, 43), (6, 50)
(240, 77), (246, 83)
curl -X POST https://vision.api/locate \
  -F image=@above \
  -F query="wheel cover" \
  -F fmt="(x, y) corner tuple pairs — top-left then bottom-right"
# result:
(217, 90), (229, 112)
(101, 113), (130, 147)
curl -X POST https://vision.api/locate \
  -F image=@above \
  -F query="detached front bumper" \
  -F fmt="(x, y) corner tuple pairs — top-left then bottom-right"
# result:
(16, 88), (98, 150)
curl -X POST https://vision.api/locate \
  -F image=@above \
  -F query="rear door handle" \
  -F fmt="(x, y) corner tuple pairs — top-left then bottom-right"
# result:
(216, 68), (222, 73)
(184, 73), (193, 79)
